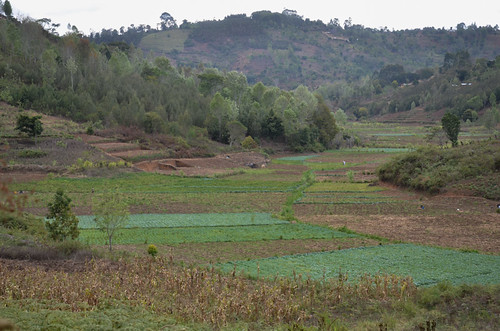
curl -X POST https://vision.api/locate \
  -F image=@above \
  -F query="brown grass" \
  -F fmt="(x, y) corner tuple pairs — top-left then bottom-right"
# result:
(0, 257), (415, 328)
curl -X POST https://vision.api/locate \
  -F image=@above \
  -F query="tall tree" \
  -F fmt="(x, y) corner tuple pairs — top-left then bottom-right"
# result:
(313, 96), (338, 148)
(2, 0), (12, 18)
(159, 12), (176, 30)
(441, 112), (461, 147)
(205, 92), (237, 142)
(93, 193), (129, 251)
(227, 120), (247, 147)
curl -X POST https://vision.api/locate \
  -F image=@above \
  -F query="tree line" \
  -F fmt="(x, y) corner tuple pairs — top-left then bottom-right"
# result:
(0, 17), (338, 150)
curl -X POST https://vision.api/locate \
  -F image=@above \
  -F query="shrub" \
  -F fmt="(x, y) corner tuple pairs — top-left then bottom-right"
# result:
(241, 136), (258, 150)
(147, 244), (158, 258)
(377, 141), (499, 196)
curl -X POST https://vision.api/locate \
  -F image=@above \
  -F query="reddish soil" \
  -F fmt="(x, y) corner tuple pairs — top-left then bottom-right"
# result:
(301, 198), (500, 254)
(135, 152), (269, 176)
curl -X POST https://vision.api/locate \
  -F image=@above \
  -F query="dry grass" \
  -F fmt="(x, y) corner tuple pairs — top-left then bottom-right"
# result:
(0, 257), (415, 328)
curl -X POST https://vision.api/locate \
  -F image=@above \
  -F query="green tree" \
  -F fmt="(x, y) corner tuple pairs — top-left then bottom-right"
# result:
(41, 48), (58, 87)
(205, 93), (237, 142)
(143, 112), (165, 133)
(93, 193), (129, 251)
(489, 92), (497, 107)
(483, 108), (500, 131)
(65, 57), (78, 91)
(198, 69), (224, 96)
(3, 0), (12, 18)
(15, 115), (43, 144)
(441, 112), (461, 147)
(462, 109), (478, 122)
(262, 109), (284, 140)
(45, 190), (79, 241)
(333, 108), (347, 126)
(227, 120), (247, 147)
(313, 96), (338, 148)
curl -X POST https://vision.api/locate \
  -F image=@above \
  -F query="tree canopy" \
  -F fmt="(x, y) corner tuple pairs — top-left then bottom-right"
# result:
(441, 112), (461, 147)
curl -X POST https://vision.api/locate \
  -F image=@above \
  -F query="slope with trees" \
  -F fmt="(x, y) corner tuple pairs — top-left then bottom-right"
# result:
(0, 16), (339, 151)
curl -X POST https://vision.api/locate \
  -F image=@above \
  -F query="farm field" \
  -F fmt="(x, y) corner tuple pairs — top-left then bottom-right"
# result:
(217, 244), (500, 286)
(2, 121), (500, 330)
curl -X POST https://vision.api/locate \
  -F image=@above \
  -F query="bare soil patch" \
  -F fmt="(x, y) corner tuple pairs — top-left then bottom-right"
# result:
(302, 211), (500, 254)
(135, 152), (269, 176)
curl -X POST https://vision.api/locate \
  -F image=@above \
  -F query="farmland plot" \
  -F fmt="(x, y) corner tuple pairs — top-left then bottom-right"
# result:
(79, 221), (357, 245)
(217, 244), (500, 286)
(77, 212), (288, 229)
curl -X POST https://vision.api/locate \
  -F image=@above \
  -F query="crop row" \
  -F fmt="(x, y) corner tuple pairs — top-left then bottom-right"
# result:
(296, 193), (396, 205)
(216, 244), (500, 286)
(305, 182), (384, 193)
(326, 147), (413, 154)
(79, 223), (357, 245)
(76, 213), (288, 229)
(274, 155), (320, 162)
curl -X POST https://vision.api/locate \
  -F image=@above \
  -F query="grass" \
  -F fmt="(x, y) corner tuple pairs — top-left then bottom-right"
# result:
(216, 244), (500, 286)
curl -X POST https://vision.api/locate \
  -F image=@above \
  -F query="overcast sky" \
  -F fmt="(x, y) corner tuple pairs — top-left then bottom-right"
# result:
(10, 0), (500, 35)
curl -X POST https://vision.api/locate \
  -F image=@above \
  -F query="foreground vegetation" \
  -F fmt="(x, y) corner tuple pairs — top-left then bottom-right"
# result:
(2, 256), (500, 330)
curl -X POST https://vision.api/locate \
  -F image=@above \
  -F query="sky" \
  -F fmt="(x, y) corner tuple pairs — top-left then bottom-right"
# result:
(9, 0), (500, 35)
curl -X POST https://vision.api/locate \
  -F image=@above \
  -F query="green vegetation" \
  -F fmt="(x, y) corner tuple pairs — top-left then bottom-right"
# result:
(92, 193), (130, 251)
(442, 112), (461, 146)
(77, 212), (288, 229)
(2, 6), (500, 330)
(217, 244), (500, 286)
(378, 140), (500, 196)
(17, 149), (47, 158)
(79, 223), (355, 245)
(306, 182), (384, 193)
(15, 114), (43, 144)
(45, 190), (79, 241)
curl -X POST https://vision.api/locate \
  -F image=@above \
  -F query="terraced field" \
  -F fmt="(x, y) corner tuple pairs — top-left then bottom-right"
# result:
(11, 131), (500, 287)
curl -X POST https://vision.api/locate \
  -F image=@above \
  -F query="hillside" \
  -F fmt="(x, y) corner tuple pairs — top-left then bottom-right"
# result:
(91, 11), (500, 89)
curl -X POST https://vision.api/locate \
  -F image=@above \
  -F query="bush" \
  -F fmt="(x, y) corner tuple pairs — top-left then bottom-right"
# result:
(147, 244), (158, 258)
(241, 136), (259, 150)
(377, 141), (500, 196)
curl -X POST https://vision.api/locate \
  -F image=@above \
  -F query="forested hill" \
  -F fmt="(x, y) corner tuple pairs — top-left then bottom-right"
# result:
(1, 10), (499, 153)
(90, 11), (500, 89)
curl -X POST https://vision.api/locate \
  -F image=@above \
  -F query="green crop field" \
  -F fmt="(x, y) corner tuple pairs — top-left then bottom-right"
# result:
(296, 193), (397, 204)
(305, 182), (385, 193)
(79, 223), (357, 245)
(76, 212), (288, 229)
(275, 155), (320, 162)
(14, 172), (298, 194)
(217, 244), (500, 286)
